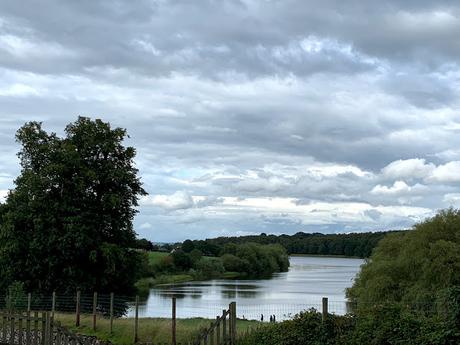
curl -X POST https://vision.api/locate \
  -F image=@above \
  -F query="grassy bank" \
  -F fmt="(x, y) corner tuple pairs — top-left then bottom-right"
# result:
(147, 251), (169, 266)
(135, 274), (194, 291)
(54, 313), (260, 345)
(137, 252), (246, 292)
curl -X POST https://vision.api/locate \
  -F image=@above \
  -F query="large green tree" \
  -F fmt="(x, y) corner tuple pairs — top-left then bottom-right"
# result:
(347, 208), (460, 309)
(0, 117), (147, 294)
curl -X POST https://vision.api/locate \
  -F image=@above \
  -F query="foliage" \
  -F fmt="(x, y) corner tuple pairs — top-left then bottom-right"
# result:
(171, 249), (193, 270)
(238, 309), (355, 345)
(185, 230), (396, 259)
(221, 254), (247, 273)
(233, 243), (289, 276)
(182, 239), (195, 253)
(0, 117), (146, 294)
(137, 242), (289, 290)
(4, 281), (28, 311)
(347, 209), (460, 308)
(239, 209), (460, 345)
(189, 249), (203, 264)
(133, 238), (154, 251)
(193, 257), (224, 279)
(238, 305), (460, 345)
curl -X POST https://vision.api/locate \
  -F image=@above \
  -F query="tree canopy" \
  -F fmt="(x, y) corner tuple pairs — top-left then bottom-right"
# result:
(0, 117), (147, 294)
(181, 230), (397, 259)
(347, 208), (460, 309)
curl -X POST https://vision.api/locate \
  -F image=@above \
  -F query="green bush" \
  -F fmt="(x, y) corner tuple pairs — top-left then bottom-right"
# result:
(238, 309), (354, 345)
(5, 281), (27, 311)
(238, 305), (460, 345)
(194, 257), (224, 279)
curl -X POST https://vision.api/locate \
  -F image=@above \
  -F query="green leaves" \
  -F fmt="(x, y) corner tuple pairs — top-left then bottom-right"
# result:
(0, 117), (146, 294)
(347, 209), (460, 310)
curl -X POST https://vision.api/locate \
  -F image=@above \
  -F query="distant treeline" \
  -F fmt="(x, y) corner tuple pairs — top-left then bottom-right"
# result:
(181, 230), (405, 258)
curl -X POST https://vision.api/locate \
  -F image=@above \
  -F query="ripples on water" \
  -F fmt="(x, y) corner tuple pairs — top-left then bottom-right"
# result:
(127, 255), (364, 320)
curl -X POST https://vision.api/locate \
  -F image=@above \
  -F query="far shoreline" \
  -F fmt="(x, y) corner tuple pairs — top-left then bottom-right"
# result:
(290, 253), (364, 259)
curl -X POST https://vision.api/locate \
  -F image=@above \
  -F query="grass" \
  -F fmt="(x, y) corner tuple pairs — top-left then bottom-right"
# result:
(147, 251), (169, 266)
(222, 272), (242, 279)
(154, 274), (194, 285)
(135, 274), (194, 293)
(54, 312), (260, 345)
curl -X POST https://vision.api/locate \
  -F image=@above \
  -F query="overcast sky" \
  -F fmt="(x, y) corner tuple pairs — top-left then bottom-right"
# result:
(1, 0), (460, 242)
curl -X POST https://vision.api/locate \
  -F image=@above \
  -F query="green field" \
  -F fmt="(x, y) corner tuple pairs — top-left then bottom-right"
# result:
(54, 313), (260, 345)
(147, 251), (169, 266)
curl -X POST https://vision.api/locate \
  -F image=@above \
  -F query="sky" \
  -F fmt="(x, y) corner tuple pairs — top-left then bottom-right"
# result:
(0, 0), (460, 242)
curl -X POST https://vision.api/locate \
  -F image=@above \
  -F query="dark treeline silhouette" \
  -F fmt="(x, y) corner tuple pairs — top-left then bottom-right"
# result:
(182, 230), (405, 258)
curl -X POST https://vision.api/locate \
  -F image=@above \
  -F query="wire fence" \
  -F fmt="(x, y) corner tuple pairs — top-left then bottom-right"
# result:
(0, 292), (449, 345)
(0, 292), (443, 323)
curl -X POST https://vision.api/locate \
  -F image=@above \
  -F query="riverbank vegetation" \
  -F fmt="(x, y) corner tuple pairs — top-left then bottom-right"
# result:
(238, 209), (460, 345)
(182, 230), (400, 259)
(135, 242), (289, 292)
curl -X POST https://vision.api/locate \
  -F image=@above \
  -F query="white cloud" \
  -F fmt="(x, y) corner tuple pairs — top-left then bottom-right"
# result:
(139, 222), (153, 230)
(1, 1), (460, 242)
(0, 189), (8, 203)
(428, 161), (460, 183)
(370, 180), (427, 195)
(234, 177), (289, 193)
(434, 149), (460, 161)
(381, 158), (435, 180)
(141, 191), (195, 210)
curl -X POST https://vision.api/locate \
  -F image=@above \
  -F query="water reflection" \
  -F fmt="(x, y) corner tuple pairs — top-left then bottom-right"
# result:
(127, 256), (364, 320)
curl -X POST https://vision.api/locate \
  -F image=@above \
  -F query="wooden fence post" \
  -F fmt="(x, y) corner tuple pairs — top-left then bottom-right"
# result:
(216, 316), (220, 345)
(27, 293), (32, 313)
(222, 310), (227, 345)
(134, 296), (139, 343)
(7, 289), (11, 311)
(172, 297), (176, 345)
(231, 302), (236, 345)
(92, 292), (98, 331)
(109, 293), (114, 334)
(52, 292), (56, 319)
(322, 297), (328, 322)
(41, 312), (46, 345)
(18, 318), (23, 345)
(75, 291), (81, 327)
(34, 311), (39, 345)
(26, 310), (31, 345)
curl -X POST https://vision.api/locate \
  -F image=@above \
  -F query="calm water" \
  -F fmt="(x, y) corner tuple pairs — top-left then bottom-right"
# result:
(127, 255), (364, 320)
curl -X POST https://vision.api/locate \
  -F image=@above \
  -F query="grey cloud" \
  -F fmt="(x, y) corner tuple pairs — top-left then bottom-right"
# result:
(0, 0), (460, 241)
(1, 0), (460, 79)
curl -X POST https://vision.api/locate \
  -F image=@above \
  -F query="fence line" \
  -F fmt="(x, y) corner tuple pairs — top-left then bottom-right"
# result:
(191, 302), (236, 345)
(0, 310), (99, 345)
(1, 292), (443, 320)
(1, 291), (444, 345)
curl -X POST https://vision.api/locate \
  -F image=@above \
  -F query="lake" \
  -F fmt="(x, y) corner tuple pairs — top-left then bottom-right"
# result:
(128, 255), (364, 320)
